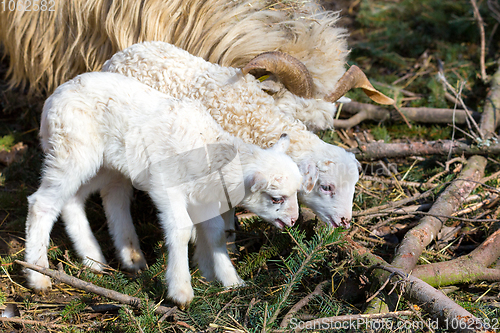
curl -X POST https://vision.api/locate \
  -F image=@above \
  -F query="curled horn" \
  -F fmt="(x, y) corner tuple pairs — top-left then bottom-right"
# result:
(325, 65), (394, 105)
(242, 51), (314, 99)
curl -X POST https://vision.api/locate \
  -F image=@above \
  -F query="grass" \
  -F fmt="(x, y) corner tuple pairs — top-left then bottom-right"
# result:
(1, 0), (500, 331)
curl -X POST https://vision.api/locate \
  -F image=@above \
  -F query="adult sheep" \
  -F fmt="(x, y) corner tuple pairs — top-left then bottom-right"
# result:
(0, 0), (391, 129)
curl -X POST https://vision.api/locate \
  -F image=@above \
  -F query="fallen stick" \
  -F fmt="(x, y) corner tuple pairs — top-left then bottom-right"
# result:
(280, 280), (328, 328)
(343, 238), (491, 333)
(479, 59), (500, 138)
(336, 101), (481, 129)
(349, 140), (500, 161)
(0, 316), (86, 329)
(372, 265), (490, 333)
(365, 156), (486, 314)
(15, 260), (177, 316)
(353, 186), (438, 217)
(412, 229), (500, 287)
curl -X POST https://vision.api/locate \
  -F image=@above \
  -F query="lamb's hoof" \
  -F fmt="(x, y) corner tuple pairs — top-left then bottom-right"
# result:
(27, 270), (52, 292)
(83, 258), (107, 272)
(168, 284), (194, 308)
(122, 248), (148, 272)
(223, 277), (246, 289)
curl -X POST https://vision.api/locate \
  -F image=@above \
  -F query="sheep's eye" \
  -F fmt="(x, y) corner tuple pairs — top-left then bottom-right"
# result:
(320, 185), (334, 193)
(271, 196), (285, 204)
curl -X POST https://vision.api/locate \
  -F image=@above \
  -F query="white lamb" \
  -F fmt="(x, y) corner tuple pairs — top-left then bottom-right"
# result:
(102, 41), (361, 229)
(25, 72), (302, 306)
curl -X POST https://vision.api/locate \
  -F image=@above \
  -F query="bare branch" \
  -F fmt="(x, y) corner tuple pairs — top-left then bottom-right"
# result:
(280, 281), (328, 328)
(372, 265), (490, 333)
(479, 59), (500, 138)
(390, 155), (486, 273)
(412, 229), (500, 286)
(470, 0), (488, 82)
(350, 140), (500, 161)
(343, 238), (490, 333)
(335, 102), (481, 129)
(15, 260), (177, 316)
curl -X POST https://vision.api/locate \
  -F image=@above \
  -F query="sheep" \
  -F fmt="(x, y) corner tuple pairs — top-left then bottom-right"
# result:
(25, 71), (303, 306)
(0, 0), (394, 131)
(0, 0), (348, 100)
(101, 41), (364, 229)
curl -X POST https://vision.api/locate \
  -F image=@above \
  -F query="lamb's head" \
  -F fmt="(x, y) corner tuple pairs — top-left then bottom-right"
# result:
(241, 134), (302, 229)
(298, 144), (360, 229)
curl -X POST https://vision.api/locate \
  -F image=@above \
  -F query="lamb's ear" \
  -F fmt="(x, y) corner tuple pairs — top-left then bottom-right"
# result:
(318, 160), (334, 172)
(249, 172), (268, 193)
(270, 133), (290, 153)
(299, 160), (319, 193)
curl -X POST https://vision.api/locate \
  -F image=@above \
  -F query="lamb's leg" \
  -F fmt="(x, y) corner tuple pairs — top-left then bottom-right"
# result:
(195, 215), (244, 288)
(150, 189), (194, 307)
(100, 172), (146, 271)
(25, 165), (99, 291)
(222, 209), (237, 253)
(61, 174), (108, 271)
(193, 222), (215, 282)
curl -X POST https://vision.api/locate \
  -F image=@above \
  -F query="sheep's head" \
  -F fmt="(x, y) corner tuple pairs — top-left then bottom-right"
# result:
(242, 51), (394, 108)
(297, 145), (360, 229)
(241, 134), (302, 229)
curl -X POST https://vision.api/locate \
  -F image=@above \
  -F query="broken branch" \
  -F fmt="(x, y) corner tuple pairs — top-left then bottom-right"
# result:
(14, 260), (176, 316)
(412, 229), (500, 287)
(335, 101), (481, 129)
(350, 140), (500, 161)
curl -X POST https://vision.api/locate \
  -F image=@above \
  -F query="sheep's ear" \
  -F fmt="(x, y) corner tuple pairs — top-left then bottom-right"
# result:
(299, 161), (319, 193)
(249, 172), (268, 192)
(270, 133), (290, 153)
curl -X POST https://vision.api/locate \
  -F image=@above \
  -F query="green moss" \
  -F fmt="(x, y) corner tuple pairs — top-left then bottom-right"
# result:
(0, 134), (15, 151)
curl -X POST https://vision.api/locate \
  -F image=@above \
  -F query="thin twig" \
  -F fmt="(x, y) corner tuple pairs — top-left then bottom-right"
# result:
(365, 272), (396, 303)
(0, 316), (87, 329)
(14, 260), (176, 316)
(353, 186), (437, 217)
(280, 281), (328, 328)
(470, 0), (488, 82)
(361, 175), (437, 189)
(124, 307), (145, 333)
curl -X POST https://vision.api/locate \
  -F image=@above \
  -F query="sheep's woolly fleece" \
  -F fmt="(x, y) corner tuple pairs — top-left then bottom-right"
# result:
(0, 0), (348, 96)
(103, 41), (320, 153)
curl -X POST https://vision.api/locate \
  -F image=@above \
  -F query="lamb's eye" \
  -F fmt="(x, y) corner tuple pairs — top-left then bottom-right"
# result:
(271, 196), (285, 204)
(320, 185), (334, 193)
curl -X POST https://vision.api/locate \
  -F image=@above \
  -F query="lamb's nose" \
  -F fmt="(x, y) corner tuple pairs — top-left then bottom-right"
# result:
(340, 217), (351, 228)
(290, 217), (297, 226)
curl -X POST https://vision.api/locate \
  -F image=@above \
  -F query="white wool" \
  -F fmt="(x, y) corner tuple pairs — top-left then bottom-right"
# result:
(25, 72), (302, 306)
(102, 41), (360, 228)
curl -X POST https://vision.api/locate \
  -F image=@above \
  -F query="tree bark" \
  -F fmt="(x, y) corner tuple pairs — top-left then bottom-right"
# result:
(390, 155), (487, 273)
(412, 229), (500, 286)
(479, 59), (500, 138)
(335, 101), (481, 129)
(349, 140), (500, 161)
(343, 238), (491, 333)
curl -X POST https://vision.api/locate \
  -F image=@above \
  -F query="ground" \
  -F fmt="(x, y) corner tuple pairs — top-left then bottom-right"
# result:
(1, 1), (500, 332)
